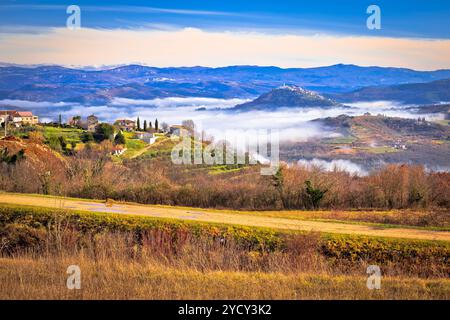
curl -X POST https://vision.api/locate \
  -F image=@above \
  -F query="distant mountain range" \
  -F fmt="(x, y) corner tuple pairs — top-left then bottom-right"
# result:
(233, 85), (340, 111)
(330, 78), (450, 104)
(232, 79), (450, 111)
(1, 64), (450, 105)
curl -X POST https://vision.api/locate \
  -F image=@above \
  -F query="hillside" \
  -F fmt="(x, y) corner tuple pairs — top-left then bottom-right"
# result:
(0, 200), (448, 299)
(316, 114), (450, 140)
(332, 78), (450, 104)
(232, 85), (340, 111)
(281, 114), (450, 168)
(0, 136), (65, 171)
(411, 103), (450, 119)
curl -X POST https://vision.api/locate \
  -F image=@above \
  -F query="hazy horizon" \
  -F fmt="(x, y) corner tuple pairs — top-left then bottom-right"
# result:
(1, 1), (449, 70)
(2, 62), (450, 72)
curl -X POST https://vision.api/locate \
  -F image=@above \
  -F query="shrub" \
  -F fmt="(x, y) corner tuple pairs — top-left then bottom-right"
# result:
(114, 131), (126, 145)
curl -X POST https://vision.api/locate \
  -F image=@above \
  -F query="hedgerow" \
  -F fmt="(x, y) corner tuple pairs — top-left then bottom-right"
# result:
(0, 203), (448, 266)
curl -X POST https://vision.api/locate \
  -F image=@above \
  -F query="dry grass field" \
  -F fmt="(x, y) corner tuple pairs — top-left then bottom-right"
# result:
(0, 193), (448, 300)
(1, 256), (448, 300)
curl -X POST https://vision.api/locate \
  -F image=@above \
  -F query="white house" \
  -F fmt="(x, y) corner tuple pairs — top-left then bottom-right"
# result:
(112, 145), (127, 156)
(136, 132), (157, 144)
(0, 110), (39, 127)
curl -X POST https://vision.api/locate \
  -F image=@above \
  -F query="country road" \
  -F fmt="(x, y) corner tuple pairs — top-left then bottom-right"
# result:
(0, 193), (449, 241)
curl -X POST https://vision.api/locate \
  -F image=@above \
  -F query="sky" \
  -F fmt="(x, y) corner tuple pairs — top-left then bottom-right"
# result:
(0, 0), (450, 69)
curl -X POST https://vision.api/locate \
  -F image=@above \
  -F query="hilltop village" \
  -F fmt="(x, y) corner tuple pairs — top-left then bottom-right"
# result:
(0, 109), (191, 156)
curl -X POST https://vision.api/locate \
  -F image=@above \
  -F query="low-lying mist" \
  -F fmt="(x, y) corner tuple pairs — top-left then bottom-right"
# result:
(297, 158), (368, 176)
(1, 97), (445, 143)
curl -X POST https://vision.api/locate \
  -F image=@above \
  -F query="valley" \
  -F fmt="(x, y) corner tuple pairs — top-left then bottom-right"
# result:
(281, 113), (450, 170)
(0, 63), (449, 301)
(1, 0), (449, 303)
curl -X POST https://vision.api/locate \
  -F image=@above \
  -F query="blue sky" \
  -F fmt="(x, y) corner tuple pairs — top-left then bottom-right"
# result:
(0, 1), (449, 69)
(1, 0), (449, 38)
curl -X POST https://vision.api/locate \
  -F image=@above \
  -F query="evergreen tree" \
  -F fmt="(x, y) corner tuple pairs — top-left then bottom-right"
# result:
(58, 114), (62, 127)
(114, 131), (126, 145)
(155, 118), (159, 131)
(137, 117), (141, 131)
(304, 180), (328, 209)
(143, 120), (147, 132)
(272, 167), (287, 208)
(149, 121), (152, 129)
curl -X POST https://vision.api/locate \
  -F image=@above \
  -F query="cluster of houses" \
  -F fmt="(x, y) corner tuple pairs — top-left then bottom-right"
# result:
(66, 114), (188, 145)
(1, 109), (187, 145)
(0, 110), (39, 128)
(114, 119), (136, 132)
(68, 114), (186, 136)
(68, 114), (99, 132)
(392, 139), (408, 150)
(68, 115), (140, 133)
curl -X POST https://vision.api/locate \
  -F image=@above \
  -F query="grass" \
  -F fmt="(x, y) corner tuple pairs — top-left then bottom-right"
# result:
(1, 256), (448, 300)
(309, 218), (450, 232)
(0, 203), (448, 299)
(241, 208), (450, 231)
(119, 133), (175, 159)
(125, 139), (146, 150)
(0, 203), (448, 263)
(138, 136), (177, 159)
(42, 126), (83, 144)
(207, 164), (247, 175)
(0, 203), (285, 250)
(433, 119), (450, 127)
(125, 136), (146, 150)
(323, 136), (357, 144)
(1, 192), (449, 240)
(110, 131), (149, 159)
(359, 146), (398, 154)
(4, 192), (441, 227)
(5, 125), (84, 145)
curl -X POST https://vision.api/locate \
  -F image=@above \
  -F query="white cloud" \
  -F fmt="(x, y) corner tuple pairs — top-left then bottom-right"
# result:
(343, 100), (446, 120)
(0, 99), (74, 108)
(111, 97), (249, 109)
(344, 101), (406, 109)
(3, 97), (443, 143)
(1, 4), (233, 16)
(1, 27), (450, 70)
(92, 98), (445, 142)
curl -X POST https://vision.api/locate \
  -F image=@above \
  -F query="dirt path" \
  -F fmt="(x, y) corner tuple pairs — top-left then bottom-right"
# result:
(129, 144), (153, 159)
(129, 137), (161, 159)
(0, 193), (449, 241)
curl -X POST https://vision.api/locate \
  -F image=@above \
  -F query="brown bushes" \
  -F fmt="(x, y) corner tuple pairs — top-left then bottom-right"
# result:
(1, 219), (447, 278)
(0, 143), (449, 211)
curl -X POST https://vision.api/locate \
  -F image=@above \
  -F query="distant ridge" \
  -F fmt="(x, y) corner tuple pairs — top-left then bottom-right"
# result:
(1, 63), (450, 104)
(331, 78), (450, 104)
